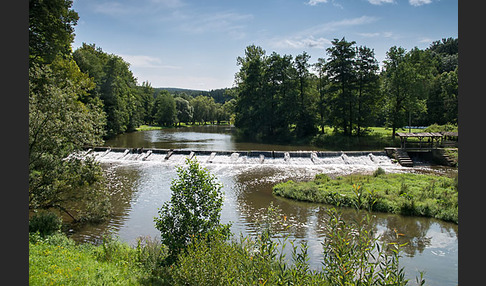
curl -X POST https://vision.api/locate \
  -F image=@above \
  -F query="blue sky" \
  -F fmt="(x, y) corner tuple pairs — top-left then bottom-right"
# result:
(72, 0), (458, 91)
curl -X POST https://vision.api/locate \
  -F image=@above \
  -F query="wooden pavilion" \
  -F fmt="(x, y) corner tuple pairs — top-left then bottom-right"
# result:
(395, 132), (443, 150)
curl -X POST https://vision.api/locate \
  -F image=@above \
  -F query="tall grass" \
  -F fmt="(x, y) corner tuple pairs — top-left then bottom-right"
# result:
(273, 172), (458, 223)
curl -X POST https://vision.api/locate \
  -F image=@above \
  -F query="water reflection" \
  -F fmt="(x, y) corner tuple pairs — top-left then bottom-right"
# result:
(68, 163), (143, 243)
(105, 126), (323, 151)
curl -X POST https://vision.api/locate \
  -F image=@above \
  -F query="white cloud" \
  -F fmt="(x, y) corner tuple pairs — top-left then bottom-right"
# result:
(368, 0), (395, 5)
(409, 0), (432, 6)
(418, 37), (434, 44)
(303, 16), (378, 35)
(358, 31), (394, 38)
(306, 0), (329, 6)
(118, 54), (181, 69)
(269, 16), (377, 50)
(273, 36), (331, 50)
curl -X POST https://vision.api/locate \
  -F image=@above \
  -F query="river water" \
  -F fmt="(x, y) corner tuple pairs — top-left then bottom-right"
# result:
(72, 126), (458, 285)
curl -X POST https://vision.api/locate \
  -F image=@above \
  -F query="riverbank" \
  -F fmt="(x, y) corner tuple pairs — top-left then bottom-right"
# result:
(30, 205), (420, 285)
(273, 171), (458, 223)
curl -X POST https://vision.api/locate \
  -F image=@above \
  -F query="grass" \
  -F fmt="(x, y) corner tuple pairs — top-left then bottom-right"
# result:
(29, 233), (151, 285)
(311, 127), (426, 150)
(273, 171), (458, 223)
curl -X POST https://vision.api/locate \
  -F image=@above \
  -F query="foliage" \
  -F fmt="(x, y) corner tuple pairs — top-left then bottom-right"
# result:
(29, 211), (63, 237)
(154, 158), (231, 263)
(73, 43), (149, 137)
(174, 96), (193, 125)
(29, 2), (112, 225)
(166, 203), (421, 285)
(424, 123), (458, 133)
(322, 208), (410, 285)
(29, 0), (79, 66)
(29, 62), (110, 223)
(233, 38), (456, 144)
(273, 172), (458, 223)
(154, 91), (177, 126)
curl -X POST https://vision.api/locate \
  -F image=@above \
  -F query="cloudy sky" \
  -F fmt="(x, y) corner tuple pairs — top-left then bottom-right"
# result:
(72, 0), (458, 91)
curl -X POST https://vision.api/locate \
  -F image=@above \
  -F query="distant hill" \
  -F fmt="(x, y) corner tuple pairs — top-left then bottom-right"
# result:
(154, 87), (234, 104)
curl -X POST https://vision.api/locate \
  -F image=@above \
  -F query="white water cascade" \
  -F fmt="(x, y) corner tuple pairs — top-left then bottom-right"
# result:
(85, 147), (408, 176)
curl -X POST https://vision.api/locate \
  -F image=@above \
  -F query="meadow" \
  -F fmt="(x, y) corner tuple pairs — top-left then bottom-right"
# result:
(273, 171), (458, 223)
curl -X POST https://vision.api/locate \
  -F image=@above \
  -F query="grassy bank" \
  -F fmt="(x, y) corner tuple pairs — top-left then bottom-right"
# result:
(273, 171), (458, 223)
(30, 207), (421, 285)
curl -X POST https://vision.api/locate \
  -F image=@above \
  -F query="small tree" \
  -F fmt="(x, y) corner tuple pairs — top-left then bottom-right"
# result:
(154, 158), (230, 264)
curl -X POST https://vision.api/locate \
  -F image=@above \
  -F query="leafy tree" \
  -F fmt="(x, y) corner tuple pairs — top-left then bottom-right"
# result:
(382, 47), (415, 138)
(175, 96), (193, 126)
(382, 46), (434, 137)
(154, 91), (177, 126)
(294, 52), (317, 137)
(262, 52), (296, 140)
(326, 38), (357, 135)
(154, 158), (230, 263)
(354, 46), (381, 136)
(29, 0), (79, 65)
(29, 62), (110, 222)
(314, 58), (330, 134)
(73, 44), (140, 137)
(234, 45), (267, 138)
(135, 81), (156, 125)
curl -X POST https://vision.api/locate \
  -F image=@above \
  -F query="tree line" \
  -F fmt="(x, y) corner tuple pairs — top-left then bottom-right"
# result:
(72, 43), (235, 134)
(233, 38), (458, 142)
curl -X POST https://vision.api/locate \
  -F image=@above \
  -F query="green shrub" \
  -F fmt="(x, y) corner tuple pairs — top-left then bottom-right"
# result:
(29, 211), (62, 236)
(154, 158), (231, 264)
(373, 167), (386, 177)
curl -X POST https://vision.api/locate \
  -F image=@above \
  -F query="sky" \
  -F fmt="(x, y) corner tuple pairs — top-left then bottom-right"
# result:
(71, 0), (458, 91)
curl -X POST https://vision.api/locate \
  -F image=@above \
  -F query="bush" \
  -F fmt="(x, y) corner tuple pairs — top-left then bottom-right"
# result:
(154, 158), (231, 264)
(373, 167), (386, 177)
(29, 211), (62, 236)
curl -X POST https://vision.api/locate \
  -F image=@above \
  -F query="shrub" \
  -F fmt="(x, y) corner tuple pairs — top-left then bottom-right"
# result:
(373, 167), (386, 177)
(322, 208), (410, 285)
(154, 158), (231, 264)
(29, 211), (62, 236)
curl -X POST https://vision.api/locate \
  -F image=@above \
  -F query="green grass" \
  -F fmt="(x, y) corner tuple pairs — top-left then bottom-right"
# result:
(29, 233), (154, 285)
(311, 126), (427, 150)
(136, 125), (165, 131)
(273, 172), (458, 223)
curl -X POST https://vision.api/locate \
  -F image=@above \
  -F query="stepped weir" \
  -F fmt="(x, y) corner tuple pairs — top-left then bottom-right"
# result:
(82, 147), (397, 167)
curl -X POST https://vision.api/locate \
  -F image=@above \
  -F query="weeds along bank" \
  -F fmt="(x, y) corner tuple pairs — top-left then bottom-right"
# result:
(273, 170), (458, 224)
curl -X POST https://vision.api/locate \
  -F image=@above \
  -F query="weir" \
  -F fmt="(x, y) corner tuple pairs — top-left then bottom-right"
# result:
(87, 146), (395, 167)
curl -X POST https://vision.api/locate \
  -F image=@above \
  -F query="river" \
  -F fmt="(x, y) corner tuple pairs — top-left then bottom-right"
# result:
(72, 126), (458, 285)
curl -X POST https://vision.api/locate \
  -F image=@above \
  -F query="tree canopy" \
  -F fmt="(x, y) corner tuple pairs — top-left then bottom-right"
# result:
(232, 37), (458, 142)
